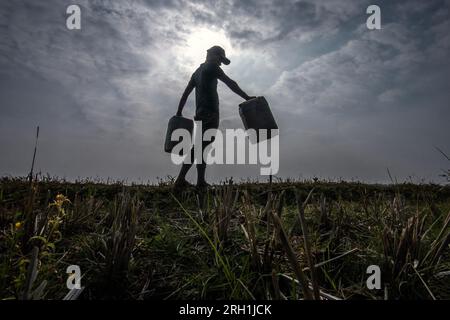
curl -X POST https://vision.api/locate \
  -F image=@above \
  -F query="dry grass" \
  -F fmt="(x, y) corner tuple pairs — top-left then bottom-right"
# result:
(0, 177), (449, 300)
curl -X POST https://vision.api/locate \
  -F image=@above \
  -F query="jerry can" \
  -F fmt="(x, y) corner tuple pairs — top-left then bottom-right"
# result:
(164, 115), (194, 153)
(239, 96), (278, 142)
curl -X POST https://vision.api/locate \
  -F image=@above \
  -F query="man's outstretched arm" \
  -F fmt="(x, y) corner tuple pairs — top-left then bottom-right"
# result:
(218, 72), (254, 101)
(176, 79), (195, 116)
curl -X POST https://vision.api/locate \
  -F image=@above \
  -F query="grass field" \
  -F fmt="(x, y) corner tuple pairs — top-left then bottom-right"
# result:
(0, 177), (449, 300)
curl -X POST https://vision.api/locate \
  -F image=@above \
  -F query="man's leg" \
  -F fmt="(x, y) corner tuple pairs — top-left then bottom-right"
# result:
(196, 163), (207, 186)
(174, 145), (195, 189)
(196, 117), (218, 188)
(196, 139), (213, 187)
(176, 163), (192, 182)
(197, 137), (213, 186)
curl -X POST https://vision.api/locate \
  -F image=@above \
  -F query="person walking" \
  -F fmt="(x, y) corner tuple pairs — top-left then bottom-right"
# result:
(174, 45), (254, 191)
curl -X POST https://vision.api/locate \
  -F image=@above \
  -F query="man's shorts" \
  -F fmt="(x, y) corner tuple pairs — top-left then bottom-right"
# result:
(194, 111), (219, 132)
(194, 111), (219, 148)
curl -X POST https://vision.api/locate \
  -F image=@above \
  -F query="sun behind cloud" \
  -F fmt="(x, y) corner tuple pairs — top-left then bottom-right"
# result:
(181, 27), (234, 69)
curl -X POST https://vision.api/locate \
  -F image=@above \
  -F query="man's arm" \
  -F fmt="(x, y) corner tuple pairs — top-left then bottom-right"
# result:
(218, 72), (253, 101)
(176, 79), (195, 116)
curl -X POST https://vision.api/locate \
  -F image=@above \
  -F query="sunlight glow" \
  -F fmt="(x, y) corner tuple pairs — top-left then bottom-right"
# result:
(181, 27), (234, 69)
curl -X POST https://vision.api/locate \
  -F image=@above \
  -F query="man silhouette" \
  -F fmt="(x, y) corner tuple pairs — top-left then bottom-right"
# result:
(174, 45), (254, 190)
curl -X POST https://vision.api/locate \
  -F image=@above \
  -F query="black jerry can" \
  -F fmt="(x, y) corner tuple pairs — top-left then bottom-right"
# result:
(239, 96), (278, 142)
(164, 115), (194, 153)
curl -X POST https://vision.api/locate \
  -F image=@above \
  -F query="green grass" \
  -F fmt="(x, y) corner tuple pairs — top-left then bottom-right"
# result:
(0, 177), (449, 300)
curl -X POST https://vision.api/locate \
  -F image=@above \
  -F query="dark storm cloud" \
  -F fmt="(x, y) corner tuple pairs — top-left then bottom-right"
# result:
(264, 1), (450, 181)
(0, 0), (449, 182)
(184, 0), (373, 45)
(0, 0), (168, 179)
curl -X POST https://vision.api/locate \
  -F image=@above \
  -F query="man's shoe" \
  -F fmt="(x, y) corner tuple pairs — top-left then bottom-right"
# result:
(173, 179), (194, 192)
(196, 181), (211, 190)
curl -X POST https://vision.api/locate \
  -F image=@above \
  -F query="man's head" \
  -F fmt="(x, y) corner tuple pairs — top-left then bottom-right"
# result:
(206, 46), (230, 65)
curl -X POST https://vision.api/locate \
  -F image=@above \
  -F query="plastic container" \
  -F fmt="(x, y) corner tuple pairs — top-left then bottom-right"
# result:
(239, 96), (278, 142)
(164, 115), (194, 153)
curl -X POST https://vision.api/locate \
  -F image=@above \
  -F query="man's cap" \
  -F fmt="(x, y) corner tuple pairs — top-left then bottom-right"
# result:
(207, 45), (230, 65)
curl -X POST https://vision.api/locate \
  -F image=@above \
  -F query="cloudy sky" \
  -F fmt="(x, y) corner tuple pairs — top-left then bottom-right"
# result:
(1, 0), (449, 183)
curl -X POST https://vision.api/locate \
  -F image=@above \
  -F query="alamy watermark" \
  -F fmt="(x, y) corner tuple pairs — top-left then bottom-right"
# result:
(66, 264), (81, 290)
(366, 5), (381, 30)
(366, 265), (381, 290)
(66, 5), (81, 30)
(170, 122), (279, 176)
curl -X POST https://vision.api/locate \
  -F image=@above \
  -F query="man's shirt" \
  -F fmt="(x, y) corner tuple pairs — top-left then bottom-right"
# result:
(190, 61), (225, 118)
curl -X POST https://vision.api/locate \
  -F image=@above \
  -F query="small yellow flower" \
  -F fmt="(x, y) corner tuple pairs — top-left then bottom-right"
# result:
(54, 194), (70, 207)
(15, 222), (22, 229)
